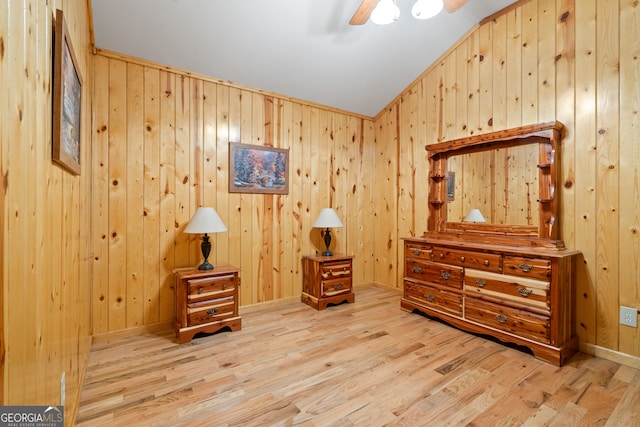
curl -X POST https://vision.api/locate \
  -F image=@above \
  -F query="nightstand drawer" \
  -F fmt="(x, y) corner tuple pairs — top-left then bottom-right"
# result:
(321, 261), (351, 278)
(465, 298), (550, 344)
(464, 269), (550, 311)
(404, 280), (462, 316)
(406, 259), (463, 289)
(503, 256), (551, 281)
(188, 297), (236, 326)
(405, 242), (432, 261)
(322, 277), (351, 297)
(433, 246), (502, 273)
(187, 274), (236, 303)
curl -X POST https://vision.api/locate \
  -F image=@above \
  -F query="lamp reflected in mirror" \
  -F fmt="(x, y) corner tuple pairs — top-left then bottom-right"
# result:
(463, 208), (486, 223)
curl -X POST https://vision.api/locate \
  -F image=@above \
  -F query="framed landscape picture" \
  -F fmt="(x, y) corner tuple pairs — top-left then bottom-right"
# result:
(52, 9), (83, 175)
(229, 143), (289, 194)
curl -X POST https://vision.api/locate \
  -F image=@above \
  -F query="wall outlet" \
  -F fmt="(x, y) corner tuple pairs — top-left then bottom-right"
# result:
(620, 306), (638, 328)
(60, 372), (66, 406)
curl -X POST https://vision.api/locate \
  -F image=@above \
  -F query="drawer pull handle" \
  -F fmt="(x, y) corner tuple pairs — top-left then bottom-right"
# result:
(335, 284), (343, 290)
(517, 287), (533, 297)
(425, 294), (435, 302)
(206, 308), (218, 316)
(495, 314), (509, 323)
(475, 279), (487, 287)
(439, 253), (444, 259)
(460, 256), (465, 262)
(441, 271), (452, 280)
(198, 287), (203, 294)
(222, 284), (227, 290)
(518, 263), (533, 272)
(412, 266), (422, 274)
(484, 260), (489, 266)
(412, 249), (423, 255)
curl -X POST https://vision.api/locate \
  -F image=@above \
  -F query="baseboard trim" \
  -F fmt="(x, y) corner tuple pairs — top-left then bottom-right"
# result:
(579, 342), (640, 369)
(91, 321), (173, 344)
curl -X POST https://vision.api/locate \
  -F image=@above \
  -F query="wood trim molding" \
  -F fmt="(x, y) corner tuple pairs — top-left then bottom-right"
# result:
(580, 342), (640, 370)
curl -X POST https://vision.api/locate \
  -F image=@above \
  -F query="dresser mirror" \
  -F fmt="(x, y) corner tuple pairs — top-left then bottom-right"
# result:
(425, 122), (564, 246)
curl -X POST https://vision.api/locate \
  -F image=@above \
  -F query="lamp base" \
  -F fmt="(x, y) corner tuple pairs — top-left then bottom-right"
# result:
(322, 228), (333, 257)
(198, 261), (214, 270)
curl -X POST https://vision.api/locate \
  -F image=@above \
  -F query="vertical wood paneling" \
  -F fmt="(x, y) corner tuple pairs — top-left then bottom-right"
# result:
(159, 71), (177, 322)
(574, 0), (598, 346)
(143, 67), (160, 324)
(126, 63), (144, 327)
(0, 0), (6, 404)
(619, 0), (640, 356)
(92, 55), (110, 334)
(2, 0), (93, 419)
(108, 59), (128, 331)
(521, 0), (539, 124)
(595, 0), (620, 350)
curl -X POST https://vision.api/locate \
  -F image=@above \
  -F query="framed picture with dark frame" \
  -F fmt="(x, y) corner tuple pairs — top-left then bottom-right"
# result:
(52, 9), (83, 175)
(229, 143), (289, 194)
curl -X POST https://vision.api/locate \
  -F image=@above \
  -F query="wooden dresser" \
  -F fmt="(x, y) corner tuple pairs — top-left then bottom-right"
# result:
(301, 254), (354, 310)
(404, 122), (581, 366)
(173, 265), (241, 343)
(402, 237), (579, 366)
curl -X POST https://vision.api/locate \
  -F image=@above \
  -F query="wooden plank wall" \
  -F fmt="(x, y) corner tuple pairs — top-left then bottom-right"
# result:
(91, 51), (377, 334)
(389, 0), (640, 358)
(0, 0), (94, 421)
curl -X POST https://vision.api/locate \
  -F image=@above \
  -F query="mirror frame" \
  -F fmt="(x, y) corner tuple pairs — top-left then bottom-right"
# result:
(424, 121), (564, 246)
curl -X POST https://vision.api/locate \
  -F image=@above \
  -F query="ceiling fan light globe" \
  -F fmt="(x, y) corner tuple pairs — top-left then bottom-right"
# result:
(411, 0), (444, 19)
(371, 0), (400, 25)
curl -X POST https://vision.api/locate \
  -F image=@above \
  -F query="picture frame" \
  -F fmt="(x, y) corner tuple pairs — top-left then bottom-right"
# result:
(229, 143), (289, 194)
(52, 9), (83, 175)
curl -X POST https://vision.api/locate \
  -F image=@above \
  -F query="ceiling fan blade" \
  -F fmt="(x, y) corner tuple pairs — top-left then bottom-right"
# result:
(349, 0), (378, 25)
(443, 0), (467, 13)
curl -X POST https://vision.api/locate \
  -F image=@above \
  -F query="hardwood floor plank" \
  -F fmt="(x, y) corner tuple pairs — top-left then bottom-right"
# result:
(77, 286), (640, 426)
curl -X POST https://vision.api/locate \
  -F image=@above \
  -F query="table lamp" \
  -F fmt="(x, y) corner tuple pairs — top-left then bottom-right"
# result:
(313, 208), (344, 256)
(184, 207), (227, 270)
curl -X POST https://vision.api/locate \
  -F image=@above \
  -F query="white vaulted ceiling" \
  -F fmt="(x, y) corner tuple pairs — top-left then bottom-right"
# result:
(91, 0), (516, 117)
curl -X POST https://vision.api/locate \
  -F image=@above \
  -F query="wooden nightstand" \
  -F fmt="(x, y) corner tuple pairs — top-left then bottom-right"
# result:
(173, 265), (241, 343)
(301, 254), (354, 310)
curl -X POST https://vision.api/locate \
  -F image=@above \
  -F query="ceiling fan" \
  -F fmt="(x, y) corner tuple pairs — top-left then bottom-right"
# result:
(349, 0), (467, 25)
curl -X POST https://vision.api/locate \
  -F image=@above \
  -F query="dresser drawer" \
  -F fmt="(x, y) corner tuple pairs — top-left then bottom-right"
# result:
(322, 277), (351, 297)
(404, 280), (462, 316)
(465, 298), (550, 344)
(406, 259), (463, 289)
(433, 246), (502, 273)
(464, 269), (550, 311)
(187, 274), (236, 303)
(187, 297), (236, 326)
(503, 256), (551, 281)
(405, 242), (432, 261)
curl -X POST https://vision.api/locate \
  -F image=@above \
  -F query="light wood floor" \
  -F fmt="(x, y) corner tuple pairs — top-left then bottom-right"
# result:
(77, 286), (640, 426)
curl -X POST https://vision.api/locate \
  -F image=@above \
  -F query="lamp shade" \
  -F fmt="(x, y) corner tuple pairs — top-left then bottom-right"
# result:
(184, 207), (227, 234)
(313, 208), (344, 229)
(411, 0), (443, 19)
(370, 0), (400, 25)
(463, 208), (487, 223)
